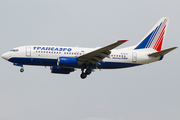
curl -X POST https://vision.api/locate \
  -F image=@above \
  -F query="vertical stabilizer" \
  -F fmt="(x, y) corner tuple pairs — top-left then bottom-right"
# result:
(135, 17), (170, 51)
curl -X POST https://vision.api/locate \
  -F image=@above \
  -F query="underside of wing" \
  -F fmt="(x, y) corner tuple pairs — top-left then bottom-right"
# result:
(78, 40), (128, 66)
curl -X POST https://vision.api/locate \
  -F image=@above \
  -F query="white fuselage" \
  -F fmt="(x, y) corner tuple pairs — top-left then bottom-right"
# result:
(2, 45), (160, 69)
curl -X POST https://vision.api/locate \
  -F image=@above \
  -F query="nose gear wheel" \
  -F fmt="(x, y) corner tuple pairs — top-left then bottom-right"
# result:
(20, 68), (24, 72)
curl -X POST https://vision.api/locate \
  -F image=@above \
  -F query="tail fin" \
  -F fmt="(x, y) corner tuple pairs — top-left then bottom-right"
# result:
(135, 17), (170, 51)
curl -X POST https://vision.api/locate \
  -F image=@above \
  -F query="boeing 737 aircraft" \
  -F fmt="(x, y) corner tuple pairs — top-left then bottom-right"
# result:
(2, 17), (177, 79)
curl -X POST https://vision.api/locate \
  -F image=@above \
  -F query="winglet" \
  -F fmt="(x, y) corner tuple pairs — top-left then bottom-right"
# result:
(118, 40), (128, 42)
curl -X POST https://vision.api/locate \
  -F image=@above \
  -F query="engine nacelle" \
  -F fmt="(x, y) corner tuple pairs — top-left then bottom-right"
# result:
(57, 57), (81, 67)
(51, 66), (74, 74)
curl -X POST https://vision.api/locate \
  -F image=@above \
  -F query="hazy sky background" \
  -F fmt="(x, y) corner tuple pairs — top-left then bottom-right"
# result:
(0, 0), (179, 120)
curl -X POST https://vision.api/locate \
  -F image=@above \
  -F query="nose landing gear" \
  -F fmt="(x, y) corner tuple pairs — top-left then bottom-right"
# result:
(20, 67), (24, 73)
(13, 63), (24, 73)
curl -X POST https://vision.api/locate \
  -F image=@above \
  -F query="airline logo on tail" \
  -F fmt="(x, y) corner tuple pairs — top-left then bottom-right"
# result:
(135, 18), (169, 51)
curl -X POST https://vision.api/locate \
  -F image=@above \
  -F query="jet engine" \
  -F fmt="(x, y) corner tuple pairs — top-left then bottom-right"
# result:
(57, 57), (82, 67)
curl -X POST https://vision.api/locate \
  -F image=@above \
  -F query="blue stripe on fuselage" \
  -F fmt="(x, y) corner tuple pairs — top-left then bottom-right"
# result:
(98, 61), (141, 69)
(8, 57), (141, 69)
(9, 57), (57, 66)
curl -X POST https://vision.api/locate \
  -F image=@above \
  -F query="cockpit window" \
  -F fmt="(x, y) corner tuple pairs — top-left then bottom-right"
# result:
(10, 49), (19, 52)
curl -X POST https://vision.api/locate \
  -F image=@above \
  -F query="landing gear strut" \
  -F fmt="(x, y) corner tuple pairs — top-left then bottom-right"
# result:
(80, 68), (92, 79)
(13, 63), (24, 73)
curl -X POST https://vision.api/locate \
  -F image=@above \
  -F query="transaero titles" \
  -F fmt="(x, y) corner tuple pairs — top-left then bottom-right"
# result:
(33, 47), (72, 51)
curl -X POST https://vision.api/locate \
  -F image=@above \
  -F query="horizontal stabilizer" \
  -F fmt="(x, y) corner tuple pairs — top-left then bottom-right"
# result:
(148, 47), (177, 57)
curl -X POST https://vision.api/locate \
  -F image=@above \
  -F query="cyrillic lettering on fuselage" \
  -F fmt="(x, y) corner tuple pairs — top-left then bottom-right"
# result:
(33, 47), (72, 52)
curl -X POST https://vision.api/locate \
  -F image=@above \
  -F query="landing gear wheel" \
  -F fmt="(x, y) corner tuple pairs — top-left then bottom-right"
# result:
(20, 68), (24, 73)
(80, 73), (87, 79)
(85, 69), (91, 75)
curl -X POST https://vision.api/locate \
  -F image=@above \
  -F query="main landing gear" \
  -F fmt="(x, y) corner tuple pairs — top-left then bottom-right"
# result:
(80, 68), (92, 79)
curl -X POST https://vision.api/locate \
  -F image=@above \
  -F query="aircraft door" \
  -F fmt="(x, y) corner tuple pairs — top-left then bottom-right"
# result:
(132, 52), (137, 62)
(26, 47), (31, 56)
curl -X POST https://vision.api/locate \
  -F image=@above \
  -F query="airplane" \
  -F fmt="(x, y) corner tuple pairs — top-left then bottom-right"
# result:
(2, 17), (177, 79)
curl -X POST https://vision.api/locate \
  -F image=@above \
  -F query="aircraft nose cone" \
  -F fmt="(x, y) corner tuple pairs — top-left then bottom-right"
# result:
(2, 52), (10, 60)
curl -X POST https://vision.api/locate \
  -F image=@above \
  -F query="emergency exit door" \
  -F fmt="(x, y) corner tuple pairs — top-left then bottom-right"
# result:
(132, 52), (137, 62)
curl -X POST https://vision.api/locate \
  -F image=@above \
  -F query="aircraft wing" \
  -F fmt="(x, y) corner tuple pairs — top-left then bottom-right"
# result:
(78, 40), (128, 65)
